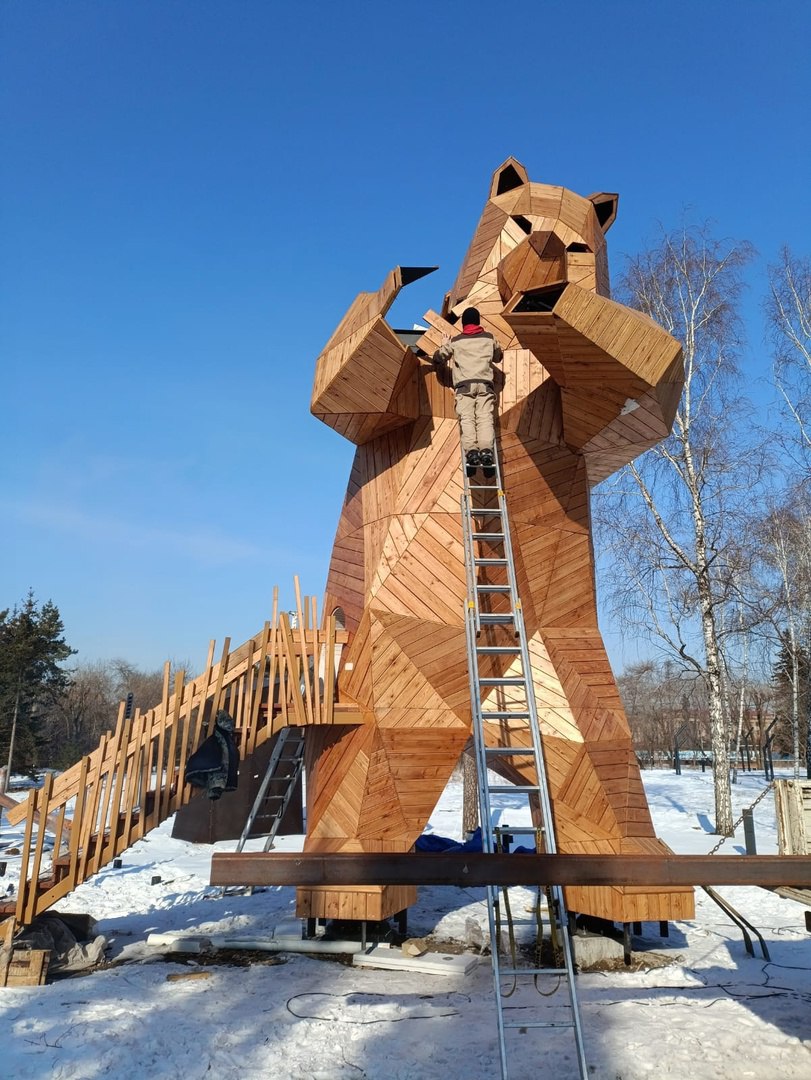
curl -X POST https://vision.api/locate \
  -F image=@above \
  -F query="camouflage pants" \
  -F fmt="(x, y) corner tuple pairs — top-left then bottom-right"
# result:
(454, 380), (495, 453)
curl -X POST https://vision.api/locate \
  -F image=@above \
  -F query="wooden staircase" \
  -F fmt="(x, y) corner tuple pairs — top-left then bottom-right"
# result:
(1, 586), (352, 929)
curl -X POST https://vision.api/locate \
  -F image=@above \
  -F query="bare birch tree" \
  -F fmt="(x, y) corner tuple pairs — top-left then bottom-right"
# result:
(766, 248), (811, 464)
(754, 496), (811, 777)
(596, 226), (755, 834)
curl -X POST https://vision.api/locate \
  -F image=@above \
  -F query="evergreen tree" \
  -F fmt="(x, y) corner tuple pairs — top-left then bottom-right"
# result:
(0, 591), (75, 784)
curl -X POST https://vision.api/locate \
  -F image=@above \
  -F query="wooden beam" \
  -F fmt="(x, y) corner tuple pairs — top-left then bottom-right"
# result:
(0, 792), (70, 835)
(210, 852), (811, 889)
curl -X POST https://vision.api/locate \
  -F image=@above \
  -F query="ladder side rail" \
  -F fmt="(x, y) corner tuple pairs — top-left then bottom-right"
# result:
(261, 737), (306, 853)
(464, 605), (496, 855)
(461, 479), (482, 636)
(464, 577), (511, 1080)
(461, 463), (512, 1079)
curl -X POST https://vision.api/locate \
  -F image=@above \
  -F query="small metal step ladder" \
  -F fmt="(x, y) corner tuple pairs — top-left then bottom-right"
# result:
(232, 727), (305, 873)
(461, 447), (588, 1080)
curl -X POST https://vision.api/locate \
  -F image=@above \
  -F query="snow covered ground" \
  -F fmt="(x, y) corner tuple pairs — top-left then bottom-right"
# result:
(1, 768), (810, 1079)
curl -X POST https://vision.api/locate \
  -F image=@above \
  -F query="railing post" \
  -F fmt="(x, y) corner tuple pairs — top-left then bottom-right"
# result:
(742, 808), (757, 855)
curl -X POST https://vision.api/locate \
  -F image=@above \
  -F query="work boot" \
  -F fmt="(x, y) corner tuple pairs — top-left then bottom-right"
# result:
(479, 447), (496, 479)
(465, 449), (481, 478)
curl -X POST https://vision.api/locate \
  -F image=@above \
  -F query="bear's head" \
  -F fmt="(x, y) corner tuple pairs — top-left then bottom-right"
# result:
(443, 156), (618, 335)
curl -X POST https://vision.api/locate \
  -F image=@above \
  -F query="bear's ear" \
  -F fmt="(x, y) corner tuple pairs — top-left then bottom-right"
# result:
(587, 192), (619, 232)
(489, 157), (529, 199)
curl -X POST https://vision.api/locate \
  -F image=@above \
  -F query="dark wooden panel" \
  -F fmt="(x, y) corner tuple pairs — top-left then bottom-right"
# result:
(211, 852), (811, 889)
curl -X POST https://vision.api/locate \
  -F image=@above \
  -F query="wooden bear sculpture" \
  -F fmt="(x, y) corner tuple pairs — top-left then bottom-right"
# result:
(304, 158), (694, 925)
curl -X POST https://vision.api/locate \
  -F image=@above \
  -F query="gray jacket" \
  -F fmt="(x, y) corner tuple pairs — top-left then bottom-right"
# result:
(434, 330), (503, 388)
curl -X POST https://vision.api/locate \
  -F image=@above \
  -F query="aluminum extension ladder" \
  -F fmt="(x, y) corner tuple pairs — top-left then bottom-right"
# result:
(461, 447), (588, 1080)
(233, 726), (305, 864)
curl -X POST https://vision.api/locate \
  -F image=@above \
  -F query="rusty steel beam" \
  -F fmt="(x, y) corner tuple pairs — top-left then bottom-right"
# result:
(210, 852), (811, 889)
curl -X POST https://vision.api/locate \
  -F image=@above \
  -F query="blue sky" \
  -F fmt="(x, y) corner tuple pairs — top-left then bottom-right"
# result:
(2, 0), (810, 676)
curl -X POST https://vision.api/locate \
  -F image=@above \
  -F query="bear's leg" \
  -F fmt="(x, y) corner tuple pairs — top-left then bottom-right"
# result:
(298, 720), (469, 921)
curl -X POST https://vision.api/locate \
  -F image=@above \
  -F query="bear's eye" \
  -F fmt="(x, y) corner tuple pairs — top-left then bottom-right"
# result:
(566, 243), (591, 253)
(511, 215), (532, 235)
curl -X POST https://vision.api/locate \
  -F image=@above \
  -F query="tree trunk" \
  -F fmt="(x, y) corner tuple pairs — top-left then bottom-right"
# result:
(4, 685), (22, 784)
(688, 442), (734, 835)
(462, 748), (479, 836)
(731, 629), (749, 784)
(788, 622), (801, 778)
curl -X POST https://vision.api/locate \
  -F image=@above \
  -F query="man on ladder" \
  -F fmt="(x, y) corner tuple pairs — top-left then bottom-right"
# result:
(434, 306), (503, 478)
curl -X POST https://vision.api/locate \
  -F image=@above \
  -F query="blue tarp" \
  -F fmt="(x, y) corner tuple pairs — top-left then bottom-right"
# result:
(415, 827), (536, 853)
(415, 827), (483, 852)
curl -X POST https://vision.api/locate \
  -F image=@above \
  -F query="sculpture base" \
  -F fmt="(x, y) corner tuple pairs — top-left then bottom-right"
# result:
(564, 883), (695, 923)
(295, 884), (417, 922)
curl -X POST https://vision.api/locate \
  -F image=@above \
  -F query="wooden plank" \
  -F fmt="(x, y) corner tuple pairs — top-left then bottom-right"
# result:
(183, 639), (217, 788)
(247, 621), (272, 756)
(145, 663), (171, 834)
(0, 917), (14, 984)
(265, 591), (281, 733)
(160, 670), (185, 822)
(21, 777), (53, 924)
(311, 599), (322, 724)
(94, 705), (127, 872)
(294, 577), (314, 725)
(322, 614), (336, 726)
(65, 756), (89, 901)
(171, 688), (193, 812)
(211, 852), (811, 889)
(775, 780), (811, 855)
(118, 708), (145, 842)
(0, 792), (69, 836)
(207, 637), (232, 737)
(133, 712), (155, 844)
(77, 733), (107, 886)
(3, 948), (50, 986)
(279, 614), (307, 726)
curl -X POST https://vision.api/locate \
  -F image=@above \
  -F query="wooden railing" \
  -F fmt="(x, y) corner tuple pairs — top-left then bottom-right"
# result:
(2, 584), (353, 928)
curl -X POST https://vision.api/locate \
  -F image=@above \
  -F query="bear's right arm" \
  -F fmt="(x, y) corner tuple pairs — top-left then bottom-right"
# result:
(311, 266), (436, 445)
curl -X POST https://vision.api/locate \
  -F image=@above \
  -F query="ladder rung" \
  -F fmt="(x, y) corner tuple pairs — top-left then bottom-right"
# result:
(502, 1021), (577, 1031)
(493, 825), (542, 833)
(488, 784), (540, 794)
(479, 613), (514, 624)
(481, 711), (530, 720)
(476, 646), (520, 654)
(479, 677), (525, 686)
(484, 746), (535, 755)
(475, 584), (511, 593)
(469, 484), (499, 490)
(474, 558), (508, 566)
(499, 967), (569, 977)
(471, 507), (503, 515)
(472, 532), (504, 541)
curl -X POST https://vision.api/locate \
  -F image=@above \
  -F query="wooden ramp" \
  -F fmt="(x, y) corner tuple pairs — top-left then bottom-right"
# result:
(1, 588), (352, 929)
